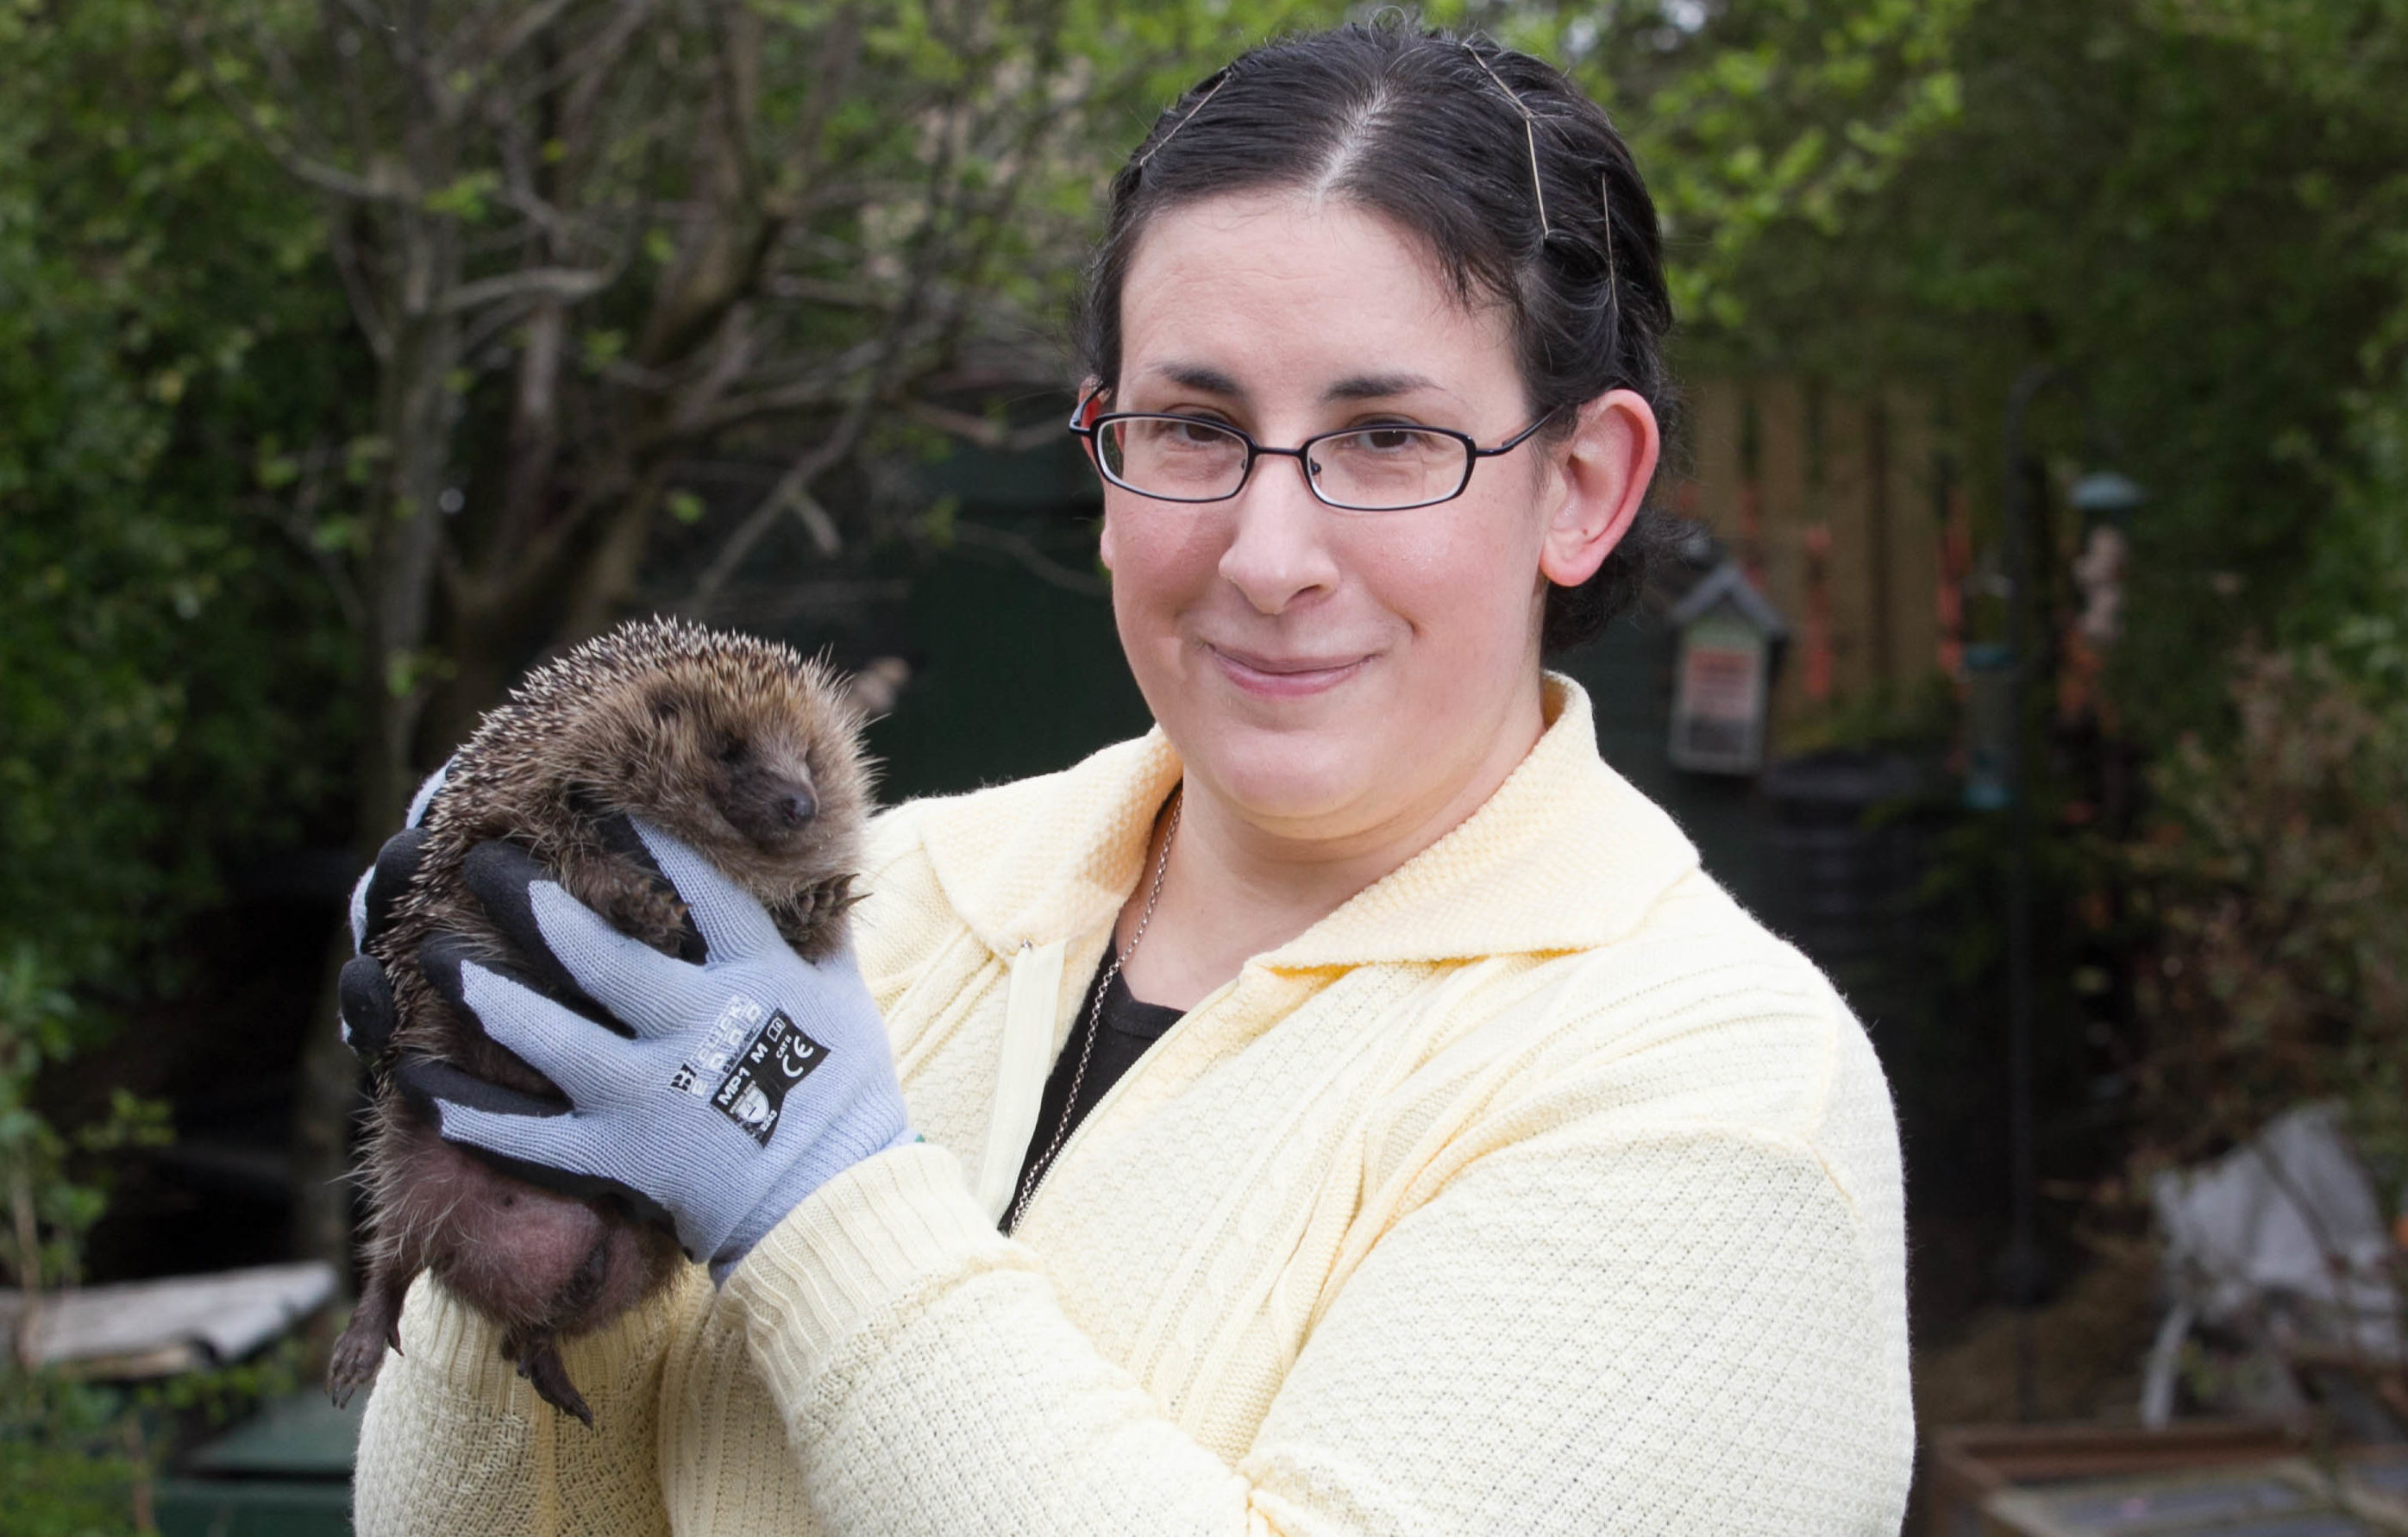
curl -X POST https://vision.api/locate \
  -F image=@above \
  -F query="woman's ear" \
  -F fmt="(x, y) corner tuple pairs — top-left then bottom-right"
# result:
(1538, 389), (1660, 588)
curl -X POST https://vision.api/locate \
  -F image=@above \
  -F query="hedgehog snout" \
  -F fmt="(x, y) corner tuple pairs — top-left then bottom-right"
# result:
(722, 761), (821, 847)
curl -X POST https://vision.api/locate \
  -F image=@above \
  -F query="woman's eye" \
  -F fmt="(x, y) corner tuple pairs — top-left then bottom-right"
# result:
(1132, 417), (1234, 449)
(1332, 425), (1435, 454)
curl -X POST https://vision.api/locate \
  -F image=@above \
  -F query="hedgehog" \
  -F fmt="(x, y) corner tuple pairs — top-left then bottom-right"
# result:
(327, 617), (874, 1426)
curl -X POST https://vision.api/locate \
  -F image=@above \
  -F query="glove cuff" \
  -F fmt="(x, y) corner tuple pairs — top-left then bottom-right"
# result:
(709, 1118), (919, 1283)
(720, 1142), (1025, 1381)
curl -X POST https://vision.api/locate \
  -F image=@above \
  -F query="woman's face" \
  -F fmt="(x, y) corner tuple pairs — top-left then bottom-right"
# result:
(1095, 191), (1643, 850)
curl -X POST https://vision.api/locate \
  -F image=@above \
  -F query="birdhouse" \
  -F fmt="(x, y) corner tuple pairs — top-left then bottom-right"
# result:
(1665, 560), (1788, 775)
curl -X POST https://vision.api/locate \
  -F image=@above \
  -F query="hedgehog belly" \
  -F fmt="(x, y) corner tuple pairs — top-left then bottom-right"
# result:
(406, 1131), (668, 1335)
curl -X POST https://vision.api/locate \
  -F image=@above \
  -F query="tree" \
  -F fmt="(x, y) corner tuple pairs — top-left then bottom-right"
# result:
(1, 9), (348, 1514)
(174, 0), (1336, 1269)
(1674, 0), (2408, 740)
(0, 0), (355, 999)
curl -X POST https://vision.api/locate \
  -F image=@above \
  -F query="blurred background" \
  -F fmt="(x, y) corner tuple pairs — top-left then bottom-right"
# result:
(6, 0), (2407, 1530)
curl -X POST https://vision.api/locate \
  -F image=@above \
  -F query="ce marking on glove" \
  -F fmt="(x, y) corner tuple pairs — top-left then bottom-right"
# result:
(669, 994), (829, 1148)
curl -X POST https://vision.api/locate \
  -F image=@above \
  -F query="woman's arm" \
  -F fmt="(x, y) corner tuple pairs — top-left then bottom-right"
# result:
(351, 1267), (706, 1536)
(724, 1101), (1909, 1537)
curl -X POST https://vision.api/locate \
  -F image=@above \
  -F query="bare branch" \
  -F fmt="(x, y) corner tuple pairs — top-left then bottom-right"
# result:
(323, 216), (395, 361)
(173, 10), (392, 202)
(765, 3), (865, 209)
(902, 400), (1069, 455)
(947, 520), (1107, 598)
(437, 266), (613, 314)
(687, 396), (876, 612)
(667, 336), (887, 437)
(558, 0), (661, 133)
(244, 445), (368, 632)
(489, 0), (580, 66)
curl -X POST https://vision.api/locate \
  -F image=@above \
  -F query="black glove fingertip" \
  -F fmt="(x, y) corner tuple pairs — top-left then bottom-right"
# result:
(463, 840), (674, 989)
(460, 840), (550, 950)
(418, 928), (631, 1040)
(361, 827), (432, 946)
(338, 956), (399, 1059)
(394, 1056), (569, 1124)
(395, 1059), (675, 1233)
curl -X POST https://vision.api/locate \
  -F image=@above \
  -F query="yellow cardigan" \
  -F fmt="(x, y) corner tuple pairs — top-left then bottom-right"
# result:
(353, 678), (1913, 1534)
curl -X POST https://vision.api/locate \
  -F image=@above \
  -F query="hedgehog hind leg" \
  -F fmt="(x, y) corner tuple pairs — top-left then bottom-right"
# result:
(502, 1328), (593, 1427)
(497, 1224), (619, 1426)
(328, 1260), (411, 1408)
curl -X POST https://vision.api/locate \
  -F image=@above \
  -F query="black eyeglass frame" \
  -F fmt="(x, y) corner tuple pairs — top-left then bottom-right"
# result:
(1066, 391), (1564, 512)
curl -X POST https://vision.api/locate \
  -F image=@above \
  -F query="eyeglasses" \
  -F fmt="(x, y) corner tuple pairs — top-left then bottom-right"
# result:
(1067, 392), (1560, 512)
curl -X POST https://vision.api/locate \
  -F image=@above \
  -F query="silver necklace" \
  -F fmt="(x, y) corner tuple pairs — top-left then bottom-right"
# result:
(1007, 787), (1182, 1232)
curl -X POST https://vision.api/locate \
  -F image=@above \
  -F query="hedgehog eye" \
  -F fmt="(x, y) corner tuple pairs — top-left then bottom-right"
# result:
(716, 738), (748, 767)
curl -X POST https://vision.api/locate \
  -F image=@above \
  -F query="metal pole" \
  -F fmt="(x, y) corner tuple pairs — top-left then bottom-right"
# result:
(2000, 363), (2051, 1423)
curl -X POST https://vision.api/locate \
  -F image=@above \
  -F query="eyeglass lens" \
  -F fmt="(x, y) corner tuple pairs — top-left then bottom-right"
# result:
(1097, 417), (1468, 509)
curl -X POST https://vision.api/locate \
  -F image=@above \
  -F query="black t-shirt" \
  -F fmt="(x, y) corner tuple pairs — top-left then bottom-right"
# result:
(1001, 955), (1182, 1233)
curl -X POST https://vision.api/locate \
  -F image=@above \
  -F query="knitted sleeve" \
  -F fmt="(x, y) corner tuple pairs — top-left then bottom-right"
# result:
(350, 1266), (708, 1536)
(721, 1088), (1908, 1535)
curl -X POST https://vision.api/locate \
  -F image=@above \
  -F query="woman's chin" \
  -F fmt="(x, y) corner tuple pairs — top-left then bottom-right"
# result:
(1181, 731), (1393, 835)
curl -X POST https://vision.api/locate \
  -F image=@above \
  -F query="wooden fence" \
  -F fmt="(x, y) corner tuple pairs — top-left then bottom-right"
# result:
(1679, 378), (1966, 735)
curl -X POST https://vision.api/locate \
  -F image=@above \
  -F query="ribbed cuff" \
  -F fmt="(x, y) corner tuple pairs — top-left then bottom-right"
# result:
(721, 1142), (1019, 1395)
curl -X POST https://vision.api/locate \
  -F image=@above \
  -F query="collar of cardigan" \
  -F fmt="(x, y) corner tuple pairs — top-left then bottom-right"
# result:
(909, 674), (1703, 969)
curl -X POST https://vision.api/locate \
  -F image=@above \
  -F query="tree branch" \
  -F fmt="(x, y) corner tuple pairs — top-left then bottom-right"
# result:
(902, 399), (1070, 455)
(323, 214), (395, 361)
(173, 9), (394, 203)
(947, 520), (1107, 597)
(686, 399), (875, 612)
(436, 265), (613, 314)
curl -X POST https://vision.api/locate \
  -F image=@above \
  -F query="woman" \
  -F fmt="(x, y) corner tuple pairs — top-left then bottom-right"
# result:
(350, 21), (1912, 1534)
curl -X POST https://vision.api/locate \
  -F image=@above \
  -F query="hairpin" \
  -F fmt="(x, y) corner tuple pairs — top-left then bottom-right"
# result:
(1463, 45), (1552, 241)
(1600, 173), (1618, 291)
(1134, 70), (1231, 171)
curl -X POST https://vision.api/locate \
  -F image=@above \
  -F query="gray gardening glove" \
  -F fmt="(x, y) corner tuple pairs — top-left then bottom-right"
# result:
(414, 818), (914, 1282)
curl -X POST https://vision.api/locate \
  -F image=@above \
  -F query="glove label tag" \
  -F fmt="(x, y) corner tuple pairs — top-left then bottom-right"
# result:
(670, 994), (827, 1146)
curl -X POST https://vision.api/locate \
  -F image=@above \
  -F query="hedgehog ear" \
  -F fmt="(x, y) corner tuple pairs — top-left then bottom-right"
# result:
(647, 690), (685, 724)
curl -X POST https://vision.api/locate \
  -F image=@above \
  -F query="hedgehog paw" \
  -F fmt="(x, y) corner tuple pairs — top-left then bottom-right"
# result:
(505, 1332), (593, 1427)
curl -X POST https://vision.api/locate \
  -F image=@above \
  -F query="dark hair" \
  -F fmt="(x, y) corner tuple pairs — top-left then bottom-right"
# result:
(1075, 20), (1678, 654)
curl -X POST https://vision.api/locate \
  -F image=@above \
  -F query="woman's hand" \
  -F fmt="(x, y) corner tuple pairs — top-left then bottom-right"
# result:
(405, 818), (914, 1283)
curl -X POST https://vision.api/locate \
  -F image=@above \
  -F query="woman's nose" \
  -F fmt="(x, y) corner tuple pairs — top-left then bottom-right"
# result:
(1217, 455), (1341, 614)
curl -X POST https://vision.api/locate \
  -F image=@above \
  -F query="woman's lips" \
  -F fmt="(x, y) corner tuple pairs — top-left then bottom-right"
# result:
(1206, 643), (1370, 698)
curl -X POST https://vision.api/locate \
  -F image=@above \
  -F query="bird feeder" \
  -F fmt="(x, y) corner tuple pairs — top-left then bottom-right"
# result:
(1665, 560), (1788, 775)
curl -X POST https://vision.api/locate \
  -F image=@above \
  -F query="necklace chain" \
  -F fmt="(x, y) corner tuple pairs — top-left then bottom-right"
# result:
(1006, 787), (1182, 1233)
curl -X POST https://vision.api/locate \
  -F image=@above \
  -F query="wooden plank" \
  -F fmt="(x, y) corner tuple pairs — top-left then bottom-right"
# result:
(1753, 378), (1810, 726)
(1675, 377), (1948, 725)
(1683, 380), (1743, 543)
(1922, 1421), (2308, 1537)
(1823, 391), (1875, 701)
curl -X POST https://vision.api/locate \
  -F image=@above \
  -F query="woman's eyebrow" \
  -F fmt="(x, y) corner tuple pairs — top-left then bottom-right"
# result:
(1322, 371), (1442, 402)
(1143, 361), (1245, 397)
(1135, 364), (1446, 405)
